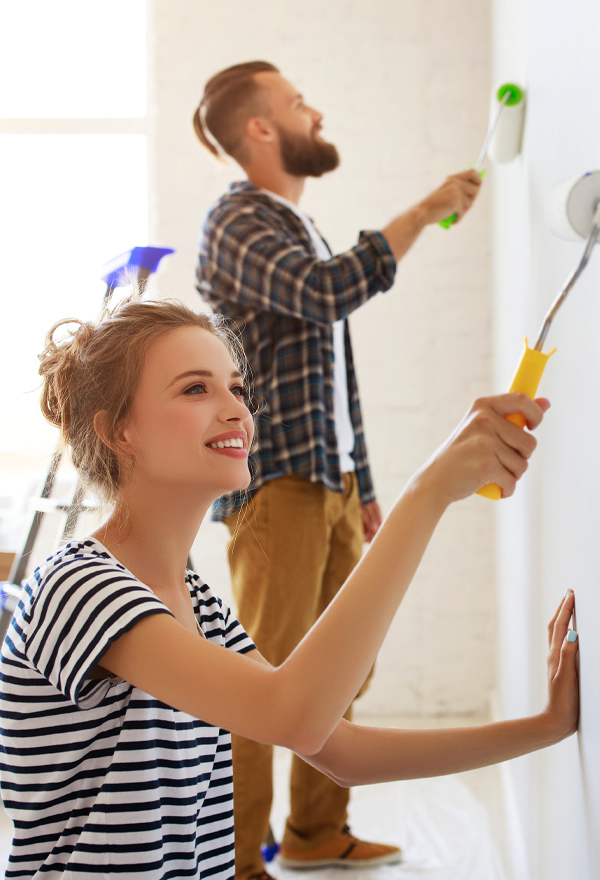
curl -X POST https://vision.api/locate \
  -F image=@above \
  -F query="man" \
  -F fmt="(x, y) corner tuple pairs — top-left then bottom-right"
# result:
(194, 61), (481, 880)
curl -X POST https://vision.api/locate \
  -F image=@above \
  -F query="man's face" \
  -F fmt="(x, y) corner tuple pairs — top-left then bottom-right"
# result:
(256, 72), (340, 177)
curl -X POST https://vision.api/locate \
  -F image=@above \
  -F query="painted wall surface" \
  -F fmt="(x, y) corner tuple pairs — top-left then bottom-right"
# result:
(148, 0), (495, 716)
(492, 0), (600, 876)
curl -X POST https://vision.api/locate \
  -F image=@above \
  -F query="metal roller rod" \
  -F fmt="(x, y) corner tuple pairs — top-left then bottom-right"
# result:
(534, 202), (600, 351)
(475, 90), (511, 171)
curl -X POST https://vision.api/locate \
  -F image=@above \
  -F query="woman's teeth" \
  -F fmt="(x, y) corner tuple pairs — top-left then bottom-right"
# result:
(210, 438), (245, 449)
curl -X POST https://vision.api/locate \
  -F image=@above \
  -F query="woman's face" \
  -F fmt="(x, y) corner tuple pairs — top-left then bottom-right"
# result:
(120, 325), (254, 499)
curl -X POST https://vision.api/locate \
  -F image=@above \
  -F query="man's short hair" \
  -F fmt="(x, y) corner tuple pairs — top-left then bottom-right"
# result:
(193, 61), (279, 162)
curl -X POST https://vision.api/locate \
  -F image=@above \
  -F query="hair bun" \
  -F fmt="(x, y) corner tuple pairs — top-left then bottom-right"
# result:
(38, 319), (96, 437)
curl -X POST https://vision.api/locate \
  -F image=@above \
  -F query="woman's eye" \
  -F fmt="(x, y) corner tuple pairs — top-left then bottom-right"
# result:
(184, 383), (207, 395)
(231, 385), (248, 398)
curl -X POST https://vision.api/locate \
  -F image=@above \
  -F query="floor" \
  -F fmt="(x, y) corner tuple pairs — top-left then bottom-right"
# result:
(0, 715), (508, 880)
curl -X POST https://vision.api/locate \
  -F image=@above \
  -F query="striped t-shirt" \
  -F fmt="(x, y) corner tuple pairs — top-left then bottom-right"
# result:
(0, 537), (255, 879)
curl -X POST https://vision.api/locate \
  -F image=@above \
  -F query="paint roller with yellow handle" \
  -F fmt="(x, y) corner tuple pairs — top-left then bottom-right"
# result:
(478, 171), (600, 499)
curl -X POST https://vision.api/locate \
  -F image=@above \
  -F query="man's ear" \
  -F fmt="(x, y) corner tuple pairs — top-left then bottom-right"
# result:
(245, 115), (276, 146)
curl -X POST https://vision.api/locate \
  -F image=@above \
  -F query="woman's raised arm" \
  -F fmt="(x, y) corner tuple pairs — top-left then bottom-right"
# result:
(101, 393), (549, 754)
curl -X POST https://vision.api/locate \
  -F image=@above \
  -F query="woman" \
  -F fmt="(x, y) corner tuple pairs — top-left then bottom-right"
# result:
(0, 299), (578, 879)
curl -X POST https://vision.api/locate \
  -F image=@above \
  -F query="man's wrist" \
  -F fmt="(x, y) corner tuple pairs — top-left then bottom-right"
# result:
(408, 200), (430, 230)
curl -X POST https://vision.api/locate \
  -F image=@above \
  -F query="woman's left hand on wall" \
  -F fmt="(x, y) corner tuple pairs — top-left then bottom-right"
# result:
(543, 589), (579, 741)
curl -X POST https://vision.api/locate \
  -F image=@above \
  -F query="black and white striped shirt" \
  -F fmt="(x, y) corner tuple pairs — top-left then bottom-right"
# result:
(0, 538), (255, 879)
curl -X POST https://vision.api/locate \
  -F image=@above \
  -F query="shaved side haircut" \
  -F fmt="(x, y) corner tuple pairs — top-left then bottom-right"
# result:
(193, 61), (279, 162)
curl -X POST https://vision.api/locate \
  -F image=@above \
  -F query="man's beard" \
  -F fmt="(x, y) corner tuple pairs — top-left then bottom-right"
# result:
(277, 124), (340, 177)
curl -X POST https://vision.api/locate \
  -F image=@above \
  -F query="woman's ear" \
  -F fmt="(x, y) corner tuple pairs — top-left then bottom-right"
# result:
(93, 411), (132, 456)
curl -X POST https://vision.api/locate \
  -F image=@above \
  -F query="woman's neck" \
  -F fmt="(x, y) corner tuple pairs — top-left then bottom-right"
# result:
(93, 481), (212, 593)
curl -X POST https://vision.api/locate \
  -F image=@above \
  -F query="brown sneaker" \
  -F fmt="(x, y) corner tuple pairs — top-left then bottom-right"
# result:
(278, 826), (402, 870)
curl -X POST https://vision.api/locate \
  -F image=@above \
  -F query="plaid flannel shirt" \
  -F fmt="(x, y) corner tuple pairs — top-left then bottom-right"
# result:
(196, 181), (396, 518)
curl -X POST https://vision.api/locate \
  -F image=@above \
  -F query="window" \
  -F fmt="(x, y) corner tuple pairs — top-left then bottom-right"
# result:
(0, 1), (148, 553)
(0, 0), (148, 457)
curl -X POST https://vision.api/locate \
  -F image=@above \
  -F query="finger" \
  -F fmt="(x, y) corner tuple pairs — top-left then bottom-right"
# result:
(453, 184), (481, 214)
(550, 590), (575, 651)
(454, 179), (481, 199)
(534, 397), (551, 414)
(483, 448), (528, 498)
(492, 413), (538, 459)
(362, 516), (375, 543)
(452, 170), (484, 186)
(547, 590), (573, 648)
(468, 402), (538, 462)
(486, 393), (547, 431)
(493, 443), (530, 482)
(554, 629), (579, 687)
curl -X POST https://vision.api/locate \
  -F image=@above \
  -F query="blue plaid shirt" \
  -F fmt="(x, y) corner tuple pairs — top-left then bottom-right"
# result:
(196, 181), (396, 518)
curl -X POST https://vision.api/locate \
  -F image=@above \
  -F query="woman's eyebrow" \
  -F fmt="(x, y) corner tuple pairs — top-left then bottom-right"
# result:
(167, 369), (242, 388)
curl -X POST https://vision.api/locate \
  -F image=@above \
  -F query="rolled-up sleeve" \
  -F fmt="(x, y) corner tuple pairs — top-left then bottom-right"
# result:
(199, 204), (396, 326)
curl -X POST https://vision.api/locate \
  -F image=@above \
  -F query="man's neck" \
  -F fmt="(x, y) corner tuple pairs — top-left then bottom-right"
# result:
(245, 165), (305, 205)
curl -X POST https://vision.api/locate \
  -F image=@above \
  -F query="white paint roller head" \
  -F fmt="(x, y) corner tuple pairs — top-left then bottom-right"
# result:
(487, 83), (526, 165)
(543, 171), (600, 241)
(532, 172), (600, 350)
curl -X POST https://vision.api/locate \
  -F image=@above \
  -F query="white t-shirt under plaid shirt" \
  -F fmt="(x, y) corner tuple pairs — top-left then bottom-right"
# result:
(0, 537), (255, 879)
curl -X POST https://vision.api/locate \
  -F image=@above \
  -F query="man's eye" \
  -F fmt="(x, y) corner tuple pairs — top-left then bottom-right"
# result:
(184, 383), (207, 395)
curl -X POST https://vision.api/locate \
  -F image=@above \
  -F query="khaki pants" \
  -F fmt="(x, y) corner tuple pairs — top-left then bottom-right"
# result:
(224, 473), (370, 879)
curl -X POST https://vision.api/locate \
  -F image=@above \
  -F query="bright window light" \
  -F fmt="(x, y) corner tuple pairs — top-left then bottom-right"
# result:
(0, 134), (148, 454)
(0, 0), (146, 117)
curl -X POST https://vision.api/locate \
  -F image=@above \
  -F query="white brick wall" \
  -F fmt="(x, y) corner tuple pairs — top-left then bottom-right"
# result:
(148, 0), (494, 716)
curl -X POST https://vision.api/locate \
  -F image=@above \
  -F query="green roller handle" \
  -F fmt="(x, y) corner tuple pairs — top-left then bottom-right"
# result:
(439, 213), (458, 229)
(439, 169), (486, 229)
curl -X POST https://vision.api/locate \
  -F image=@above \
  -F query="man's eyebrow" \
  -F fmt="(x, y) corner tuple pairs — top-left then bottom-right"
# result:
(167, 369), (243, 388)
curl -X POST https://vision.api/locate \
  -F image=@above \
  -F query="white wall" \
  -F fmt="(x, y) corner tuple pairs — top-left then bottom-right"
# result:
(492, 0), (600, 877)
(148, 0), (494, 716)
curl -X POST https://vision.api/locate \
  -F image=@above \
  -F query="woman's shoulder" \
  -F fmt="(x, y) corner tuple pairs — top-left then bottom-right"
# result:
(28, 537), (131, 591)
(23, 537), (159, 622)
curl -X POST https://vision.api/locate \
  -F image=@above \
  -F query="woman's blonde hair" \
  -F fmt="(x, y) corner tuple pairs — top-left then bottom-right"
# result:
(38, 298), (244, 505)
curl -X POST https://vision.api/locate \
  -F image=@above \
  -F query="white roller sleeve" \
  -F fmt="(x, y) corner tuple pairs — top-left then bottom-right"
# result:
(488, 90), (526, 164)
(543, 171), (600, 241)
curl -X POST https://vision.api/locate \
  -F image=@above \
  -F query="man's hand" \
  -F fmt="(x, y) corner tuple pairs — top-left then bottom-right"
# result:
(419, 170), (483, 226)
(381, 169), (483, 260)
(361, 500), (382, 543)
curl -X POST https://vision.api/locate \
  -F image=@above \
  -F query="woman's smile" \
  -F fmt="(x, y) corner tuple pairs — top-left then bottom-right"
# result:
(206, 430), (248, 458)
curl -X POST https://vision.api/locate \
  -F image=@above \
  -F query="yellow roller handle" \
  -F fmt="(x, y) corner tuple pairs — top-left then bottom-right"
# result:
(477, 340), (555, 500)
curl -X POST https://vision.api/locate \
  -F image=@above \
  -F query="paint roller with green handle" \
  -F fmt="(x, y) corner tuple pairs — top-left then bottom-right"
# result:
(439, 83), (525, 229)
(478, 172), (600, 500)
